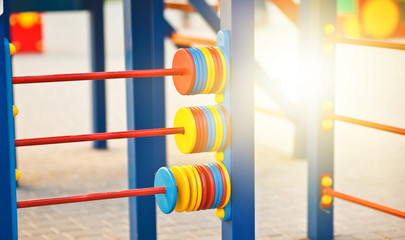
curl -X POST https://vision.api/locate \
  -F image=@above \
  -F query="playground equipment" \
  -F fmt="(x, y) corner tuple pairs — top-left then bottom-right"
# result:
(0, 1), (255, 239)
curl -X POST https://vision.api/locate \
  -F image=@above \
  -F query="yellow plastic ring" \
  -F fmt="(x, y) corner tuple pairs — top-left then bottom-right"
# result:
(182, 166), (197, 212)
(198, 47), (215, 94)
(216, 162), (231, 208)
(207, 106), (223, 152)
(174, 107), (197, 154)
(13, 105), (18, 117)
(213, 47), (227, 94)
(171, 166), (190, 212)
(188, 165), (202, 211)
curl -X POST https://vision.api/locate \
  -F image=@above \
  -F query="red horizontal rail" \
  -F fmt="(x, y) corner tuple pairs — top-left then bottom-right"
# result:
(324, 188), (405, 219)
(15, 127), (184, 147)
(12, 68), (185, 84)
(330, 37), (405, 51)
(328, 114), (405, 136)
(17, 187), (166, 208)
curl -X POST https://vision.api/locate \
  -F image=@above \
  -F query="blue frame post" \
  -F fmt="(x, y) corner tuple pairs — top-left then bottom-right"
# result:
(301, 0), (336, 239)
(220, 1), (255, 239)
(0, 2), (18, 237)
(90, 0), (107, 149)
(123, 0), (165, 239)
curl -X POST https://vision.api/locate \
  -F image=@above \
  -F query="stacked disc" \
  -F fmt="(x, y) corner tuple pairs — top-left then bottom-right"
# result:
(154, 162), (231, 214)
(173, 105), (230, 154)
(172, 47), (229, 95)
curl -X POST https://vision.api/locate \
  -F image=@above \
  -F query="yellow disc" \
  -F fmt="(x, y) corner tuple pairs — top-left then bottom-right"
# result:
(207, 106), (223, 152)
(216, 162), (231, 208)
(215, 151), (224, 162)
(9, 43), (16, 56)
(215, 93), (224, 104)
(322, 119), (333, 131)
(322, 195), (333, 205)
(188, 165), (202, 211)
(182, 165), (197, 212)
(13, 105), (18, 117)
(343, 17), (362, 38)
(216, 208), (225, 218)
(321, 176), (333, 188)
(15, 169), (21, 181)
(213, 47), (227, 93)
(362, 0), (399, 39)
(198, 47), (215, 94)
(18, 12), (39, 29)
(324, 23), (335, 35)
(174, 107), (197, 154)
(171, 166), (190, 212)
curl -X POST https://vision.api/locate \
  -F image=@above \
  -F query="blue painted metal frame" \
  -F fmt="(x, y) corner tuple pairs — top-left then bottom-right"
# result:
(0, 4), (18, 237)
(220, 1), (255, 239)
(300, 0), (336, 239)
(189, 0), (220, 32)
(123, 0), (165, 239)
(90, 0), (107, 149)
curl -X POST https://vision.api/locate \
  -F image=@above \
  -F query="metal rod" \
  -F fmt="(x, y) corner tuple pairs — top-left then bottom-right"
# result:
(165, 2), (219, 12)
(12, 68), (184, 84)
(17, 187), (166, 209)
(330, 37), (405, 51)
(328, 113), (405, 136)
(15, 127), (184, 147)
(324, 188), (405, 219)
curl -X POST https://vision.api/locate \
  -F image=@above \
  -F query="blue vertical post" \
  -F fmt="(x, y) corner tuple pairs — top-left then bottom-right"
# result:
(220, 1), (255, 239)
(123, 0), (165, 239)
(90, 0), (107, 149)
(301, 0), (336, 239)
(0, 3), (18, 237)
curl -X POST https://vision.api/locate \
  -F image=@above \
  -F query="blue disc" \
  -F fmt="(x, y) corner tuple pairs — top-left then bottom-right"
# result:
(194, 48), (207, 94)
(188, 48), (201, 95)
(154, 167), (177, 214)
(200, 106), (215, 152)
(206, 163), (222, 209)
(214, 105), (227, 151)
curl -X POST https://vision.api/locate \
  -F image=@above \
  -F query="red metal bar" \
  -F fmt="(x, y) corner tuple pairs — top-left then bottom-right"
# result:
(330, 37), (405, 51)
(17, 187), (166, 208)
(324, 188), (405, 219)
(15, 127), (184, 147)
(12, 68), (185, 84)
(328, 113), (405, 136)
(165, 2), (219, 12)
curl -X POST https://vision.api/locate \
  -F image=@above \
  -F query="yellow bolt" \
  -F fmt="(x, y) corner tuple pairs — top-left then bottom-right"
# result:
(216, 208), (225, 219)
(13, 105), (19, 117)
(324, 24), (335, 35)
(321, 195), (333, 205)
(321, 176), (333, 188)
(322, 119), (333, 131)
(215, 152), (224, 162)
(15, 169), (21, 181)
(322, 101), (333, 112)
(9, 43), (16, 55)
(323, 44), (334, 54)
(215, 94), (224, 104)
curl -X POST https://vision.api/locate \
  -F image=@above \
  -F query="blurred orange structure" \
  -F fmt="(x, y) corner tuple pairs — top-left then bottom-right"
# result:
(9, 12), (43, 53)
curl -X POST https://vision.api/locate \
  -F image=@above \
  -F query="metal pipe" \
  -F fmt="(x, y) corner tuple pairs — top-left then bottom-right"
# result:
(17, 187), (166, 208)
(15, 127), (185, 147)
(12, 68), (184, 84)
(324, 188), (405, 219)
(327, 113), (405, 136)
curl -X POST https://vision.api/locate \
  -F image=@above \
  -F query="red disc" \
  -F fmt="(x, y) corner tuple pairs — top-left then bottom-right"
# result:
(172, 48), (195, 95)
(194, 107), (208, 153)
(214, 162), (227, 207)
(217, 105), (231, 150)
(199, 164), (215, 209)
(194, 164), (208, 211)
(189, 107), (202, 153)
(207, 47), (223, 94)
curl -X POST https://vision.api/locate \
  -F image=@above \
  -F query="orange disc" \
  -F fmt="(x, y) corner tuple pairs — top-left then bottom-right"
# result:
(172, 49), (195, 95)
(189, 107), (202, 153)
(194, 107), (208, 153)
